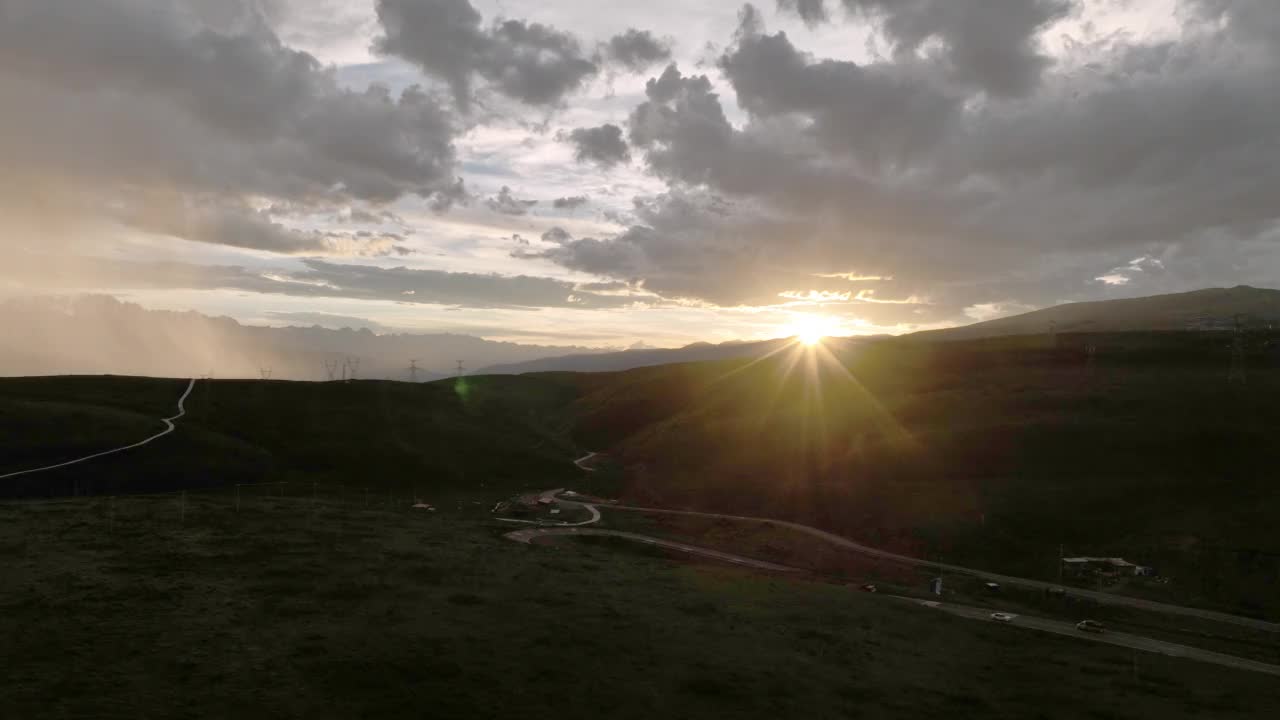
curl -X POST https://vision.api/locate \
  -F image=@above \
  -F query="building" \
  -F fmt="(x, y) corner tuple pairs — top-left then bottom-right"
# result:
(1061, 557), (1154, 578)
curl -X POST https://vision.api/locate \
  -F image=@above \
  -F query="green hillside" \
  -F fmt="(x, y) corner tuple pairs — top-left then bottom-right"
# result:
(0, 374), (601, 500)
(574, 332), (1280, 617)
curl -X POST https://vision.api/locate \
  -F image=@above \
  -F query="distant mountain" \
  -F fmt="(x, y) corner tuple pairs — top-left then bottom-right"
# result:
(0, 295), (602, 381)
(915, 286), (1280, 341)
(481, 337), (797, 375)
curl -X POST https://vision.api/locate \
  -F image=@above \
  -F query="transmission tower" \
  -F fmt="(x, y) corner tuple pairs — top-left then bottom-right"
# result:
(1085, 343), (1097, 376)
(408, 359), (421, 383)
(1229, 314), (1247, 384)
(455, 360), (465, 377)
(324, 359), (339, 381)
(345, 357), (361, 381)
(260, 367), (273, 380)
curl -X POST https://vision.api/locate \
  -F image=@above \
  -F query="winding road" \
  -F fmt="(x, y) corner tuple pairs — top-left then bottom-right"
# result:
(601, 502), (1280, 633)
(902, 597), (1280, 677)
(0, 378), (196, 481)
(500, 456), (1280, 677)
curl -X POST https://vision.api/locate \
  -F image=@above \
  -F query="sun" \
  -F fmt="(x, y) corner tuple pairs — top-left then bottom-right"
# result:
(784, 313), (839, 346)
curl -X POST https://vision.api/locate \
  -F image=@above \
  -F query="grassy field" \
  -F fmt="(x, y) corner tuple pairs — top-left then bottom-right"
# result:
(3, 491), (1279, 719)
(573, 333), (1280, 619)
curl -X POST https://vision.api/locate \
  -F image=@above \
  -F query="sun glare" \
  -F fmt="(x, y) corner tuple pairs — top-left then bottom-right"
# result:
(784, 314), (838, 346)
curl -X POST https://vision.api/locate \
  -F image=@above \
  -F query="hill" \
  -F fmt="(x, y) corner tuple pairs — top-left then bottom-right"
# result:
(480, 336), (867, 374)
(572, 331), (1280, 618)
(917, 286), (1280, 341)
(0, 373), (601, 499)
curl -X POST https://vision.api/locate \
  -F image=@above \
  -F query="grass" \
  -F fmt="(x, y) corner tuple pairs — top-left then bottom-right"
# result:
(2, 490), (1279, 719)
(573, 332), (1280, 618)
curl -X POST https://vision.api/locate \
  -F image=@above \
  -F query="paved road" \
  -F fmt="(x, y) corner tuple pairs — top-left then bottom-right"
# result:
(0, 378), (197, 481)
(494, 488), (601, 528)
(504, 526), (800, 573)
(503, 499), (1280, 677)
(573, 453), (599, 472)
(898, 597), (1280, 677)
(597, 501), (1279, 633)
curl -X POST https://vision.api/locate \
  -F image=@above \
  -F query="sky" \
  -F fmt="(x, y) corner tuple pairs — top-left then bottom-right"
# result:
(1, 0), (1278, 348)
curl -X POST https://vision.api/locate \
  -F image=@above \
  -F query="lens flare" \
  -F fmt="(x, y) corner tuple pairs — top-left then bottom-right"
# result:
(783, 313), (839, 346)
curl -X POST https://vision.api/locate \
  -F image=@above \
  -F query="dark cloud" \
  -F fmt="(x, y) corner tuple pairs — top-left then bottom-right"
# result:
(485, 186), (538, 216)
(775, 0), (828, 26)
(566, 124), (632, 167)
(288, 260), (632, 309)
(0, 252), (635, 310)
(774, 0), (1074, 97)
(552, 195), (589, 210)
(0, 0), (460, 256)
(520, 10), (1280, 320)
(373, 0), (597, 109)
(541, 227), (573, 244)
(603, 29), (673, 72)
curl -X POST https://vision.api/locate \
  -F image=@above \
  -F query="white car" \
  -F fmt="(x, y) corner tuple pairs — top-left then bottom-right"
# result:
(990, 612), (1015, 623)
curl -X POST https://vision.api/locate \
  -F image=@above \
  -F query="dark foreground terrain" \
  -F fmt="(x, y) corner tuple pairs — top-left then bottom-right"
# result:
(2, 330), (1279, 716)
(2, 492), (1278, 720)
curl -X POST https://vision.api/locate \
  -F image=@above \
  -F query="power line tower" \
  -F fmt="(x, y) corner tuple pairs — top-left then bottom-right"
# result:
(1229, 314), (1247, 384)
(408, 359), (421, 383)
(455, 360), (465, 377)
(345, 357), (361, 382)
(1085, 342), (1097, 376)
(323, 359), (339, 381)
(260, 367), (273, 380)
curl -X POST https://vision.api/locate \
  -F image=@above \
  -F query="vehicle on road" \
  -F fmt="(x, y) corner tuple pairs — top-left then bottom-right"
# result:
(1076, 620), (1106, 633)
(859, 583), (877, 593)
(990, 612), (1015, 623)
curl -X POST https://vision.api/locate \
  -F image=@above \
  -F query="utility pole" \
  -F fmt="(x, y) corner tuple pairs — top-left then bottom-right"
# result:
(409, 359), (421, 383)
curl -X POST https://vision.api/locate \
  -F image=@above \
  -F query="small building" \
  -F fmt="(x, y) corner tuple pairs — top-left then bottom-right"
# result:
(1062, 557), (1146, 578)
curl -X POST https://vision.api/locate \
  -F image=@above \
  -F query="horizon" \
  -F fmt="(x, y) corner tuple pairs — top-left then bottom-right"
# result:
(4, 1), (1280, 349)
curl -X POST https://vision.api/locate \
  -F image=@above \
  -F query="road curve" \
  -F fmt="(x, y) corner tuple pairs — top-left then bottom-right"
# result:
(0, 378), (197, 481)
(504, 526), (799, 573)
(600, 501), (1279, 633)
(503, 507), (1280, 677)
(900, 597), (1280, 677)
(494, 488), (602, 527)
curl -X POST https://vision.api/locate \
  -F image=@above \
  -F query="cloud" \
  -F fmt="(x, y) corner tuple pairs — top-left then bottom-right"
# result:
(535, 11), (1280, 322)
(0, 0), (460, 257)
(373, 0), (597, 108)
(566, 124), (632, 167)
(775, 0), (828, 26)
(0, 251), (635, 310)
(774, 0), (1074, 97)
(485, 186), (538, 216)
(262, 311), (389, 331)
(552, 195), (590, 210)
(815, 272), (892, 281)
(603, 29), (673, 72)
(964, 301), (1039, 323)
